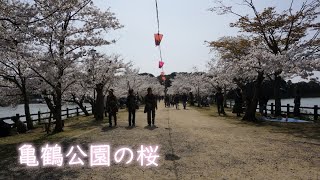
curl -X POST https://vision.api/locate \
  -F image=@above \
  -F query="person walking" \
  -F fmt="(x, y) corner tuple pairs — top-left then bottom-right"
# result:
(181, 93), (188, 109)
(189, 92), (195, 106)
(106, 89), (118, 127)
(127, 89), (137, 127)
(215, 87), (225, 115)
(170, 95), (175, 107)
(144, 88), (158, 127)
(165, 95), (170, 107)
(232, 88), (243, 117)
(174, 94), (180, 109)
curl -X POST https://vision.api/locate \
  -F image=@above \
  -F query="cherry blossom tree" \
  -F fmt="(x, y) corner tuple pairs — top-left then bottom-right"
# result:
(0, 49), (36, 129)
(205, 64), (237, 107)
(82, 53), (128, 121)
(210, 0), (320, 116)
(64, 71), (90, 116)
(169, 72), (212, 106)
(208, 36), (290, 121)
(0, 77), (21, 106)
(0, 0), (63, 129)
(112, 68), (144, 98)
(207, 31), (320, 121)
(24, 0), (122, 132)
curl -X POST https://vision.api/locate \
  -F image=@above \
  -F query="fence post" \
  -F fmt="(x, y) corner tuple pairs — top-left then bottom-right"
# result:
(271, 103), (274, 115)
(76, 107), (79, 116)
(85, 106), (87, 114)
(16, 114), (20, 121)
(38, 111), (41, 123)
(287, 104), (290, 117)
(66, 108), (69, 118)
(314, 105), (318, 122)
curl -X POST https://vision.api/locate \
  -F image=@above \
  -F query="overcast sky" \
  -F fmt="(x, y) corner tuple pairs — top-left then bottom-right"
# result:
(93, 0), (319, 81)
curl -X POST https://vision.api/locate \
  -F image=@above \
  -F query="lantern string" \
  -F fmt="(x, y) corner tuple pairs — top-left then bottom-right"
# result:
(158, 45), (163, 61)
(155, 0), (165, 80)
(155, 0), (160, 34)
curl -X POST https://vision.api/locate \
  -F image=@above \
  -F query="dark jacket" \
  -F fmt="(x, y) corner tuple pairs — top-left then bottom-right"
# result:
(145, 94), (157, 111)
(127, 94), (137, 110)
(233, 92), (243, 113)
(174, 95), (180, 103)
(181, 94), (188, 102)
(215, 92), (224, 104)
(106, 94), (118, 113)
(234, 92), (243, 104)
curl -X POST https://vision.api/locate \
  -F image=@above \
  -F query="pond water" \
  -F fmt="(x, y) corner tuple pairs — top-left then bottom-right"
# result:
(228, 97), (320, 114)
(0, 103), (91, 124)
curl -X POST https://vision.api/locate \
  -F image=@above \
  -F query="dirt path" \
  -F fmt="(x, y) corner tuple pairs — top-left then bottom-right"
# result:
(3, 102), (320, 179)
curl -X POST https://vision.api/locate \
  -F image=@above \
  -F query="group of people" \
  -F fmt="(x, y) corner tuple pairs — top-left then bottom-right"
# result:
(230, 88), (302, 118)
(105, 87), (158, 128)
(216, 87), (243, 117)
(105, 86), (301, 128)
(164, 93), (188, 110)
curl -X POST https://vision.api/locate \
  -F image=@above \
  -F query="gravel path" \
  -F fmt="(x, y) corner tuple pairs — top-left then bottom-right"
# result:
(2, 102), (320, 179)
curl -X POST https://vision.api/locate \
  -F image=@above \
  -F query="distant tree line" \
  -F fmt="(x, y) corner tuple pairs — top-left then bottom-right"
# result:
(158, 72), (320, 101)
(226, 79), (320, 100)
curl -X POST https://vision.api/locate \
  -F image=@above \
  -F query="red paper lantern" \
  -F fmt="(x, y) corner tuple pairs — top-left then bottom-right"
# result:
(159, 61), (164, 68)
(154, 33), (163, 46)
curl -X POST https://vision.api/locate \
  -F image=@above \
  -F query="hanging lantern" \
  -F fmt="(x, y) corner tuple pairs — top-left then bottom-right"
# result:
(161, 71), (165, 76)
(154, 33), (163, 46)
(159, 61), (164, 68)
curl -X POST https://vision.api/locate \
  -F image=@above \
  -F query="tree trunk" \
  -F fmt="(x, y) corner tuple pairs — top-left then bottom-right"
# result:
(95, 84), (104, 121)
(89, 100), (96, 117)
(53, 87), (63, 132)
(197, 86), (200, 107)
(19, 79), (33, 130)
(274, 75), (282, 116)
(239, 86), (247, 112)
(53, 104), (63, 132)
(70, 94), (90, 116)
(243, 72), (264, 122)
(190, 95), (194, 106)
(23, 97), (33, 130)
(22, 87), (33, 129)
(78, 103), (90, 116)
(223, 86), (227, 108)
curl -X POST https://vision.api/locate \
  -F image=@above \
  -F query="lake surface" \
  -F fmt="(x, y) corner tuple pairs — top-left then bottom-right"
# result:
(228, 97), (320, 114)
(267, 97), (320, 107)
(266, 98), (319, 114)
(0, 103), (91, 124)
(1, 98), (319, 121)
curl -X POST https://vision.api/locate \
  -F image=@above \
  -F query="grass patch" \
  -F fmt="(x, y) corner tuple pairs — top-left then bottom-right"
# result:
(0, 115), (103, 146)
(193, 104), (320, 141)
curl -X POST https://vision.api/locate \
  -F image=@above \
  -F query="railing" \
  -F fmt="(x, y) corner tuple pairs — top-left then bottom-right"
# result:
(0, 106), (92, 127)
(227, 100), (318, 121)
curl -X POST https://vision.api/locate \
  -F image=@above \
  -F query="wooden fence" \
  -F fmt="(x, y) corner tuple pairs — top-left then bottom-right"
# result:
(0, 106), (92, 128)
(227, 101), (318, 121)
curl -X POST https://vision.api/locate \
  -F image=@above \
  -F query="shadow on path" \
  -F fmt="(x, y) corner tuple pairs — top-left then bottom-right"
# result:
(144, 126), (158, 130)
(101, 126), (117, 132)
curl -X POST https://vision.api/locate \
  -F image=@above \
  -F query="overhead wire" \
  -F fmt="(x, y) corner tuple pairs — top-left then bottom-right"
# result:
(154, 0), (165, 76)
